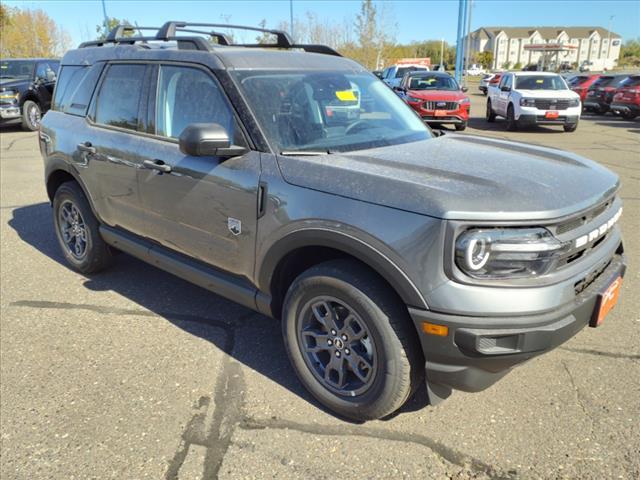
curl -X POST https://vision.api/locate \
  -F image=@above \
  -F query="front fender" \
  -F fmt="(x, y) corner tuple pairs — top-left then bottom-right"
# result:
(256, 226), (429, 311)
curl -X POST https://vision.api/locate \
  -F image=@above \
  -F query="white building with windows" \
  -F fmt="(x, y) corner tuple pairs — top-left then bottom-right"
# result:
(467, 27), (622, 70)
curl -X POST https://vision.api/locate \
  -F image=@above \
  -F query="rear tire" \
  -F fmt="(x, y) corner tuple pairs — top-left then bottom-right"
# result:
(282, 259), (423, 421)
(486, 100), (496, 122)
(53, 181), (114, 274)
(506, 104), (518, 131)
(21, 100), (41, 131)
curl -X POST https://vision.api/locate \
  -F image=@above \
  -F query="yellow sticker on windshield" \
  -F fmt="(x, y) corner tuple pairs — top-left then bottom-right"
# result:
(335, 90), (357, 101)
(536, 79), (544, 84)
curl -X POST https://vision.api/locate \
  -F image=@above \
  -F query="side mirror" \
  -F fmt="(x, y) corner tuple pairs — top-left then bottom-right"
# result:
(179, 123), (247, 158)
(461, 86), (468, 92)
(393, 86), (406, 92)
(500, 85), (511, 92)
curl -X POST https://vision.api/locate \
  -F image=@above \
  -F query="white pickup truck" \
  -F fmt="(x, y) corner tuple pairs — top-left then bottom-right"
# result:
(486, 71), (581, 132)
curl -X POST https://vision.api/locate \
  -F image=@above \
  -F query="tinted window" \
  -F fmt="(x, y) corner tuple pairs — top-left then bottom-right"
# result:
(591, 76), (615, 88)
(95, 64), (146, 131)
(35, 61), (59, 82)
(395, 66), (427, 78)
(0, 60), (35, 79)
(155, 65), (233, 139)
(52, 66), (83, 111)
(66, 64), (104, 116)
(619, 76), (640, 88)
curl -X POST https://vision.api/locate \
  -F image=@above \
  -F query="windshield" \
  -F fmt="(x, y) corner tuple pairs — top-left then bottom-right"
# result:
(233, 71), (431, 154)
(0, 60), (35, 79)
(515, 75), (568, 90)
(619, 76), (640, 88)
(407, 74), (459, 91)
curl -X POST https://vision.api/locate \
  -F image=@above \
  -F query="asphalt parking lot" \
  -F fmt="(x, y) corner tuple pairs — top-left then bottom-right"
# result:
(1, 94), (638, 480)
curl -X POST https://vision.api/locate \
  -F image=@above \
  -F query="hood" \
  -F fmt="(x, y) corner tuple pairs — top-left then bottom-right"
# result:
(517, 89), (580, 99)
(406, 90), (465, 101)
(276, 135), (619, 221)
(0, 78), (27, 90)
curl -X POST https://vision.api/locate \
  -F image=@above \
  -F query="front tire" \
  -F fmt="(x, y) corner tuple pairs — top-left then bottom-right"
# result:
(282, 259), (423, 421)
(564, 122), (578, 132)
(21, 100), (41, 131)
(53, 181), (114, 274)
(506, 104), (518, 131)
(621, 111), (638, 120)
(454, 121), (467, 131)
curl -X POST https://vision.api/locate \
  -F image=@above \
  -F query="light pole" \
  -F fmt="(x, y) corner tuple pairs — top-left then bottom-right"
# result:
(101, 0), (109, 36)
(290, 0), (294, 40)
(440, 38), (444, 70)
(606, 15), (614, 69)
(463, 0), (473, 85)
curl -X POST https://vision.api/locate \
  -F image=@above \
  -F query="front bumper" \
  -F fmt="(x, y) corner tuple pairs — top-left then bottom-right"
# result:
(583, 99), (608, 111)
(517, 112), (579, 126)
(421, 115), (467, 124)
(409, 253), (626, 401)
(610, 103), (640, 115)
(0, 104), (21, 122)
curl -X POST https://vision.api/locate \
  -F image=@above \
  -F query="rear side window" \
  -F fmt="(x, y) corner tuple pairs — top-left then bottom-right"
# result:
(35, 61), (59, 82)
(94, 64), (146, 131)
(592, 76), (614, 88)
(66, 64), (104, 116)
(155, 65), (234, 139)
(52, 66), (83, 111)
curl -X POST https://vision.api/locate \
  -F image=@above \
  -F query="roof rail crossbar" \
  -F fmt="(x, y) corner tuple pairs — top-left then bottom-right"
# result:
(176, 28), (232, 45)
(157, 21), (293, 47)
(105, 25), (159, 42)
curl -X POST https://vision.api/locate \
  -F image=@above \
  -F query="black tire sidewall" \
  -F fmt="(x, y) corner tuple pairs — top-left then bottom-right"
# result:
(52, 183), (100, 272)
(283, 268), (417, 420)
(507, 105), (517, 130)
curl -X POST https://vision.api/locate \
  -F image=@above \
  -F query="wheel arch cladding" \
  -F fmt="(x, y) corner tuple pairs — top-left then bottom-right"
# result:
(258, 229), (428, 318)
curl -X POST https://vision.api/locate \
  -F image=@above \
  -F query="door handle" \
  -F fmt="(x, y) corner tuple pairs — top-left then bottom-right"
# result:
(143, 159), (172, 173)
(77, 142), (96, 154)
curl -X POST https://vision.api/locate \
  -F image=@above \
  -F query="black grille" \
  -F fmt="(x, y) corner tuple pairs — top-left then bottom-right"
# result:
(423, 101), (458, 110)
(555, 199), (614, 234)
(533, 99), (571, 110)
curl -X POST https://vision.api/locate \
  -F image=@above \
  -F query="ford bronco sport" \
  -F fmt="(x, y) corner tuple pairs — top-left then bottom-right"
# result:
(40, 22), (626, 421)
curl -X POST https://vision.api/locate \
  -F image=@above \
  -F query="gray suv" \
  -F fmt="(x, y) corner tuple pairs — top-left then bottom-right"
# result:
(40, 22), (626, 421)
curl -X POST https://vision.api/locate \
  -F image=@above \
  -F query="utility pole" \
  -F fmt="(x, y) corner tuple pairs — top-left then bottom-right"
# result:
(454, 0), (468, 83)
(463, 0), (473, 86)
(606, 15), (614, 69)
(101, 0), (109, 36)
(290, 0), (294, 40)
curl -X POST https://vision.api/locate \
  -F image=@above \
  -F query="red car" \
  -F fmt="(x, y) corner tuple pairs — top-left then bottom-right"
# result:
(568, 74), (601, 102)
(583, 74), (630, 114)
(611, 74), (640, 119)
(397, 71), (470, 130)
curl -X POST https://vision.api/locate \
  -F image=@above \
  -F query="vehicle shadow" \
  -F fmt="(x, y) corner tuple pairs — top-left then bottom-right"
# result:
(466, 117), (566, 134)
(7, 202), (430, 421)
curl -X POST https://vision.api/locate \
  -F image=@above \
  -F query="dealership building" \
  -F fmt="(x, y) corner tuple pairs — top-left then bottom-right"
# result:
(467, 26), (622, 70)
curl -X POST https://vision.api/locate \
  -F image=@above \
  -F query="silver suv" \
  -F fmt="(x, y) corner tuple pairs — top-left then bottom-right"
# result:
(40, 22), (626, 421)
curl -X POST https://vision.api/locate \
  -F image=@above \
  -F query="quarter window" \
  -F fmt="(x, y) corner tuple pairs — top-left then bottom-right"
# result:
(155, 65), (234, 139)
(94, 64), (146, 131)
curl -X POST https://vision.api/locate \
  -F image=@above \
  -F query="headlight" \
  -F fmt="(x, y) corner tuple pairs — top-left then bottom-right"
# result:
(407, 95), (423, 103)
(459, 97), (470, 104)
(0, 90), (18, 102)
(519, 97), (536, 107)
(568, 97), (580, 107)
(455, 228), (568, 279)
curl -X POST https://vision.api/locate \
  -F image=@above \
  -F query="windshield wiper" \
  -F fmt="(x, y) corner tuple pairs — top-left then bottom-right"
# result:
(280, 150), (332, 156)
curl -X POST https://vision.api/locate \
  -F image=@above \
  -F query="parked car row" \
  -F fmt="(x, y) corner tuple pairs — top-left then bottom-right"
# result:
(573, 73), (640, 119)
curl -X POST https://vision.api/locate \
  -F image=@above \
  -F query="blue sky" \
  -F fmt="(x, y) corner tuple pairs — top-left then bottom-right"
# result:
(6, 0), (640, 46)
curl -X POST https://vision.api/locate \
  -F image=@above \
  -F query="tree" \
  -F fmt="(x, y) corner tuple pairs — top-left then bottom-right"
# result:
(0, 6), (71, 57)
(476, 51), (493, 69)
(502, 61), (512, 70)
(255, 19), (273, 44)
(513, 62), (522, 70)
(95, 17), (133, 40)
(620, 39), (640, 67)
(354, 0), (396, 69)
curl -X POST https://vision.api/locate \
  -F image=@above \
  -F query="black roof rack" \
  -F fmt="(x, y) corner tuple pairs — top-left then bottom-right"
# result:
(78, 21), (342, 57)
